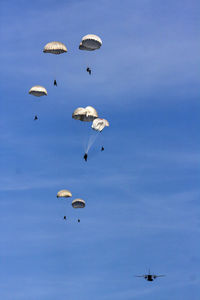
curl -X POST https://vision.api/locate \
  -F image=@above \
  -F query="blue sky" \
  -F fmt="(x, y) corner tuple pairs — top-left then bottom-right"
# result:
(0, 0), (200, 299)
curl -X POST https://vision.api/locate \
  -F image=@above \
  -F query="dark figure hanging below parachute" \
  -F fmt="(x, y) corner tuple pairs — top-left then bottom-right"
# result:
(86, 67), (91, 75)
(101, 146), (104, 151)
(34, 115), (38, 121)
(54, 80), (57, 86)
(84, 153), (88, 162)
(63, 216), (66, 220)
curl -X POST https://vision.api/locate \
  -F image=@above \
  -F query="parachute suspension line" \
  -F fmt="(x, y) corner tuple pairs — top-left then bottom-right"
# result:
(84, 52), (90, 74)
(54, 56), (59, 84)
(85, 131), (100, 153)
(82, 122), (91, 153)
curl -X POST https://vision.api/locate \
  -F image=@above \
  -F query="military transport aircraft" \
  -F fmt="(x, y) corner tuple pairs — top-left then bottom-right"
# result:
(135, 270), (165, 281)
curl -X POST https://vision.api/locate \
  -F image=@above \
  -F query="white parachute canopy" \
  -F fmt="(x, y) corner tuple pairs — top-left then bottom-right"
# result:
(72, 106), (98, 122)
(57, 190), (72, 198)
(72, 199), (85, 208)
(92, 118), (109, 132)
(81, 34), (102, 50)
(29, 85), (47, 97)
(43, 41), (67, 54)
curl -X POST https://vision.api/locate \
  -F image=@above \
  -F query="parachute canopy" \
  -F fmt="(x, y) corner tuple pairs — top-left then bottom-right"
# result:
(43, 41), (67, 54)
(79, 42), (94, 51)
(72, 106), (98, 122)
(29, 85), (47, 97)
(92, 118), (109, 132)
(72, 199), (85, 208)
(57, 190), (72, 198)
(81, 34), (102, 50)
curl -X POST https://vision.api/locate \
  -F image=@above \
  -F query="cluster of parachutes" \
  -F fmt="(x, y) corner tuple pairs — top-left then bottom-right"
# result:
(28, 34), (108, 154)
(72, 106), (109, 153)
(29, 34), (102, 95)
(28, 34), (103, 108)
(28, 34), (108, 221)
(57, 189), (85, 208)
(72, 105), (109, 133)
(57, 189), (85, 222)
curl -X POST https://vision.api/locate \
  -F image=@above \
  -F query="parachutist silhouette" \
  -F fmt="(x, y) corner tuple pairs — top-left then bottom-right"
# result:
(63, 216), (66, 220)
(101, 146), (104, 151)
(84, 153), (88, 161)
(54, 80), (57, 86)
(78, 219), (80, 223)
(86, 67), (91, 75)
(34, 115), (38, 121)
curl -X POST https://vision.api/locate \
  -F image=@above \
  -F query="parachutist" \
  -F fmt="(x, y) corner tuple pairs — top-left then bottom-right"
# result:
(84, 153), (88, 161)
(34, 115), (38, 121)
(63, 216), (66, 220)
(54, 80), (57, 86)
(78, 219), (80, 223)
(86, 67), (91, 75)
(101, 146), (104, 151)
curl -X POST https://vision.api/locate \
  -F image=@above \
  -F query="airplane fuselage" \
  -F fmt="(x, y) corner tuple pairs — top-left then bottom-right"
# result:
(146, 275), (153, 281)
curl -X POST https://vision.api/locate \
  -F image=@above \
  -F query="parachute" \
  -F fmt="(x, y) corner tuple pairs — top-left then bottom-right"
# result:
(29, 85), (47, 97)
(57, 190), (72, 198)
(79, 42), (94, 51)
(72, 107), (109, 155)
(72, 199), (85, 208)
(57, 189), (72, 221)
(72, 106), (99, 154)
(92, 118), (109, 132)
(79, 35), (102, 75)
(86, 117), (109, 152)
(81, 34), (102, 50)
(43, 41), (67, 85)
(72, 106), (98, 122)
(43, 41), (67, 54)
